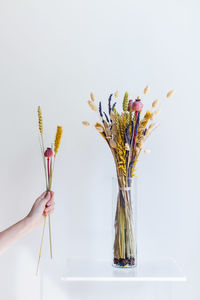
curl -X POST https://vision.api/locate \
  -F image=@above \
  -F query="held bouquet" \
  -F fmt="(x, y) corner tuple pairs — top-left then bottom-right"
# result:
(36, 106), (63, 275)
(83, 87), (175, 267)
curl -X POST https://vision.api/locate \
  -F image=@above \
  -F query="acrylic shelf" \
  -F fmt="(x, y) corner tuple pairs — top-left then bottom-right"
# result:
(60, 257), (186, 282)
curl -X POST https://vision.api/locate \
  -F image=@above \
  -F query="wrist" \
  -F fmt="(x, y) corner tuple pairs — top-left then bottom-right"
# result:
(24, 215), (39, 231)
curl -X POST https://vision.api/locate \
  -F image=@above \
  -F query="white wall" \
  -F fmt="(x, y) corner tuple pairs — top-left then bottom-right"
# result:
(0, 0), (199, 299)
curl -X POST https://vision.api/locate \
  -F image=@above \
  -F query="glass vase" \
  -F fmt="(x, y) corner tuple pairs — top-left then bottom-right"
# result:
(112, 177), (137, 268)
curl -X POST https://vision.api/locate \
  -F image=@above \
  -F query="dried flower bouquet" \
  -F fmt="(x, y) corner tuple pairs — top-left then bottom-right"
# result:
(36, 106), (63, 275)
(83, 87), (175, 268)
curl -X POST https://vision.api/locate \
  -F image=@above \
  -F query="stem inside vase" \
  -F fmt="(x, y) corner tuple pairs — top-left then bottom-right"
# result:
(113, 180), (136, 268)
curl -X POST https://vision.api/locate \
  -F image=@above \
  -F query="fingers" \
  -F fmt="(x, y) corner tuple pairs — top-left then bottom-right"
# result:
(44, 191), (55, 216)
(44, 191), (51, 201)
(37, 191), (48, 201)
(46, 199), (55, 207)
(44, 205), (55, 216)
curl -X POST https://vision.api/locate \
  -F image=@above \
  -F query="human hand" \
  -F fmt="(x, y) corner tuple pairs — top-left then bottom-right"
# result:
(27, 191), (55, 228)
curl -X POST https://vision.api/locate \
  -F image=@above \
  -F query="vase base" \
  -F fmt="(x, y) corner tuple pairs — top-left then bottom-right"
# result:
(113, 257), (136, 268)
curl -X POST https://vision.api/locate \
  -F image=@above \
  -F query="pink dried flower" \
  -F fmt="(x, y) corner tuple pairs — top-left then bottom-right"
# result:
(44, 148), (53, 158)
(127, 100), (133, 111)
(132, 98), (143, 112)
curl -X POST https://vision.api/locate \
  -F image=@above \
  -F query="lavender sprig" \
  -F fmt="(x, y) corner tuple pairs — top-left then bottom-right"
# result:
(125, 124), (130, 144)
(108, 94), (113, 115)
(130, 120), (134, 145)
(112, 102), (116, 111)
(104, 112), (109, 123)
(99, 101), (103, 118)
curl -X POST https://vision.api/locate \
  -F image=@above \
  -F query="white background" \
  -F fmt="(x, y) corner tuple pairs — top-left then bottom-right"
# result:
(0, 0), (199, 299)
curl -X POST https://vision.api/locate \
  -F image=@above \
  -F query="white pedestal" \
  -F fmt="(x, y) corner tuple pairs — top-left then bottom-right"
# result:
(61, 257), (186, 282)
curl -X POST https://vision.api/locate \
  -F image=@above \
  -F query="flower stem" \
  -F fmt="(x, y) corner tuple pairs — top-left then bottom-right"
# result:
(47, 157), (53, 259)
(36, 216), (47, 276)
(48, 215), (53, 259)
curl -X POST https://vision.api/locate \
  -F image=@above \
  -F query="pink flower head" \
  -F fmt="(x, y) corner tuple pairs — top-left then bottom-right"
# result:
(128, 100), (133, 112)
(132, 98), (143, 112)
(44, 148), (53, 158)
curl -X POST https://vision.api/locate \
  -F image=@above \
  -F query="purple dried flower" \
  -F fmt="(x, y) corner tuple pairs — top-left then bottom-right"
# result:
(104, 112), (109, 123)
(125, 124), (130, 143)
(130, 120), (134, 145)
(99, 101), (103, 118)
(108, 94), (113, 114)
(112, 102), (116, 111)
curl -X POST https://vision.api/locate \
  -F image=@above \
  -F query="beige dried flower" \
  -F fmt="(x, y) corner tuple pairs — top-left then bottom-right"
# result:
(88, 100), (97, 111)
(114, 90), (119, 98)
(110, 112), (115, 122)
(144, 149), (151, 154)
(103, 121), (109, 129)
(139, 141), (144, 149)
(144, 85), (150, 95)
(166, 90), (175, 98)
(110, 139), (117, 148)
(95, 125), (104, 133)
(82, 121), (90, 127)
(149, 122), (157, 130)
(150, 108), (160, 120)
(125, 143), (130, 151)
(150, 112), (156, 120)
(154, 108), (160, 116)
(90, 92), (95, 102)
(152, 99), (159, 108)
(111, 124), (117, 136)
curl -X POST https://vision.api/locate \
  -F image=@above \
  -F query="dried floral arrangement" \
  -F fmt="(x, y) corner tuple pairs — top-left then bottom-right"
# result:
(83, 87), (175, 268)
(36, 106), (63, 275)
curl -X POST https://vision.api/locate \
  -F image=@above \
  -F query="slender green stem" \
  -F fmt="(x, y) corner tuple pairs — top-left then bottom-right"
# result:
(48, 215), (53, 259)
(48, 157), (53, 259)
(36, 217), (47, 276)
(41, 135), (48, 190)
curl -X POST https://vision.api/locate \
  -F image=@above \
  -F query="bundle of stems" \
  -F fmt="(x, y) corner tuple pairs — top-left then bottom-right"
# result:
(83, 87), (175, 267)
(36, 106), (63, 275)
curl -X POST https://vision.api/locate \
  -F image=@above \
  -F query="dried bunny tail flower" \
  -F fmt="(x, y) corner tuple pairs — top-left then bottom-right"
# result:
(38, 106), (43, 135)
(151, 108), (161, 120)
(152, 99), (159, 108)
(88, 100), (98, 112)
(123, 92), (129, 111)
(82, 121), (90, 127)
(149, 122), (157, 130)
(144, 149), (151, 154)
(154, 108), (161, 116)
(54, 126), (63, 156)
(144, 85), (150, 95)
(114, 90), (119, 98)
(90, 92), (95, 102)
(166, 90), (175, 98)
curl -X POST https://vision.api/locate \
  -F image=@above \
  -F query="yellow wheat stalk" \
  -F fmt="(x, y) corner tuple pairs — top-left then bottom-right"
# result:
(38, 106), (43, 135)
(54, 126), (63, 157)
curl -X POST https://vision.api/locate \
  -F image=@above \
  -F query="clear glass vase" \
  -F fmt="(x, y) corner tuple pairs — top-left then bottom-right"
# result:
(112, 177), (137, 268)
